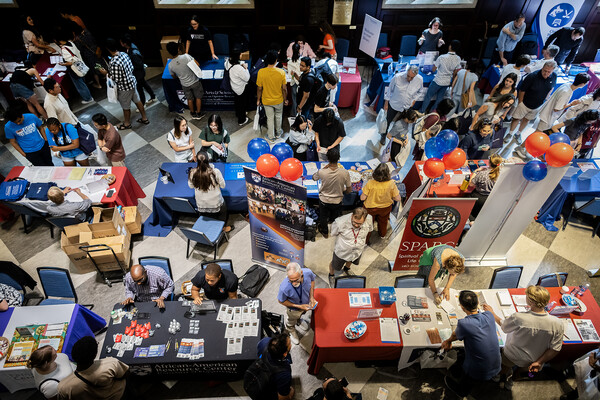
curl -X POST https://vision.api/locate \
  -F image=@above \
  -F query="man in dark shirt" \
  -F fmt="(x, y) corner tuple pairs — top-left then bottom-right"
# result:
(544, 27), (584, 71)
(313, 109), (346, 162)
(297, 56), (322, 118)
(313, 73), (338, 120)
(256, 332), (294, 400)
(459, 119), (493, 160)
(190, 263), (238, 304)
(509, 60), (557, 143)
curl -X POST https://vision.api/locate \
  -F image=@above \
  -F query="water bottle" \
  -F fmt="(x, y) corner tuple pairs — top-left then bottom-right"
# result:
(570, 286), (581, 296)
(578, 284), (590, 297)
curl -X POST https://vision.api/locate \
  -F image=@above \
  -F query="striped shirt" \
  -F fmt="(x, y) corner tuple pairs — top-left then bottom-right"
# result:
(124, 265), (174, 302)
(108, 51), (137, 91)
(433, 52), (461, 86)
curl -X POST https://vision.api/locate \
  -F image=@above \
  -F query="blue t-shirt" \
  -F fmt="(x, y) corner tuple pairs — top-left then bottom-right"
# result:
(277, 268), (315, 306)
(46, 123), (83, 159)
(4, 113), (44, 152)
(455, 311), (501, 381)
(256, 337), (292, 398)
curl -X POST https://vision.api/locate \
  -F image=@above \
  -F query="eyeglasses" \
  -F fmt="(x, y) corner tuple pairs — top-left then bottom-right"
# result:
(288, 273), (303, 284)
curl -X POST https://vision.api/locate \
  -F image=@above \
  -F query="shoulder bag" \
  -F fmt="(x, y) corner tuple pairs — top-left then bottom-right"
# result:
(63, 45), (90, 77)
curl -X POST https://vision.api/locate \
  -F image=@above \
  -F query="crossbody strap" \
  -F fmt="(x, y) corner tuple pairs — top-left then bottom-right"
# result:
(74, 371), (96, 386)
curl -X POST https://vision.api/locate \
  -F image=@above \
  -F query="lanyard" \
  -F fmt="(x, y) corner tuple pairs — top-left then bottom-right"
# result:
(293, 283), (303, 304)
(351, 228), (360, 244)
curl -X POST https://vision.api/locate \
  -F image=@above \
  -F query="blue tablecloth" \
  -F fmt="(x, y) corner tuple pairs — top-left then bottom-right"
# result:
(366, 62), (435, 112)
(63, 305), (107, 359)
(143, 161), (374, 237)
(537, 159), (600, 231)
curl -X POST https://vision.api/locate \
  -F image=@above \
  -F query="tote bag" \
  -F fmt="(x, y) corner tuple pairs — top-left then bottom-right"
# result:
(106, 78), (118, 103)
(63, 45), (89, 77)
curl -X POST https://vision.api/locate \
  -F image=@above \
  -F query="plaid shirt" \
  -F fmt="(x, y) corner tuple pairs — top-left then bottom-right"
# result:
(124, 265), (174, 302)
(108, 51), (137, 91)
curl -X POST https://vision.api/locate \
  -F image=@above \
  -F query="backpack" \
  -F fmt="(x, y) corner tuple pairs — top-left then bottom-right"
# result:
(239, 264), (270, 297)
(0, 178), (29, 201)
(376, 47), (392, 59)
(306, 72), (323, 101)
(243, 354), (281, 400)
(249, 57), (266, 85)
(26, 182), (56, 201)
(73, 124), (97, 156)
(313, 60), (333, 83)
(220, 63), (233, 92)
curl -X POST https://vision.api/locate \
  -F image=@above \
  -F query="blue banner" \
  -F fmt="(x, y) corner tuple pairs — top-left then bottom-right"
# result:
(533, 0), (585, 59)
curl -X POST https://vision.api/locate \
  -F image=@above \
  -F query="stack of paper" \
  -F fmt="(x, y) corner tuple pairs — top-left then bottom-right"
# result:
(380, 318), (400, 343)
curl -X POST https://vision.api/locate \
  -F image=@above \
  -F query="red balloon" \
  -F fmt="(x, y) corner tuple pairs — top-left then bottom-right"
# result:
(545, 143), (574, 167)
(279, 158), (303, 181)
(442, 148), (467, 170)
(525, 131), (551, 157)
(256, 154), (280, 177)
(423, 158), (445, 178)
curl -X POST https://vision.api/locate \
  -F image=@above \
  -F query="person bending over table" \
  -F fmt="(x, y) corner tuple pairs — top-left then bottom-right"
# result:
(277, 262), (316, 345)
(361, 163), (401, 240)
(47, 186), (92, 222)
(28, 345), (74, 400)
(441, 290), (501, 398)
(190, 263), (238, 304)
(122, 264), (174, 309)
(255, 332), (294, 400)
(416, 244), (465, 304)
(188, 151), (233, 233)
(469, 94), (515, 131)
(483, 285), (563, 390)
(57, 336), (129, 400)
(0, 283), (23, 311)
(387, 109), (420, 163)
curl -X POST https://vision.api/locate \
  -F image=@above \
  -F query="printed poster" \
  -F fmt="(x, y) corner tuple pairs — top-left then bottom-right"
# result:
(244, 167), (306, 268)
(533, 0), (585, 58)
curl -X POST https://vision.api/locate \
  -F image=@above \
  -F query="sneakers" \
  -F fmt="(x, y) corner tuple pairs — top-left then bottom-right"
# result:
(502, 376), (514, 391)
(379, 134), (387, 145)
(328, 274), (335, 288)
(239, 117), (250, 126)
(296, 319), (310, 332)
(342, 266), (354, 275)
(290, 331), (300, 345)
(146, 97), (157, 105)
(81, 98), (94, 104)
(196, 112), (206, 120)
(513, 146), (529, 160)
(491, 374), (501, 383)
(503, 133), (513, 143)
(514, 133), (523, 145)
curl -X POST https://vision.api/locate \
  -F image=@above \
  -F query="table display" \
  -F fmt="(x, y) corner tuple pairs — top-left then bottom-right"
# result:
(4, 166), (145, 209)
(0, 304), (106, 393)
(99, 299), (261, 379)
(336, 68), (362, 115)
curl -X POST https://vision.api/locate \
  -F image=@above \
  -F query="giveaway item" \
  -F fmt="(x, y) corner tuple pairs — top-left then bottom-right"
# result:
(344, 320), (367, 340)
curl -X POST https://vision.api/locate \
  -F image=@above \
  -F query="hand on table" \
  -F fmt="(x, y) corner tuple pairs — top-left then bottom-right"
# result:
(433, 293), (442, 305)
(212, 54), (219, 60)
(121, 297), (134, 306)
(441, 287), (450, 301)
(63, 187), (72, 194)
(193, 297), (203, 305)
(153, 297), (165, 309)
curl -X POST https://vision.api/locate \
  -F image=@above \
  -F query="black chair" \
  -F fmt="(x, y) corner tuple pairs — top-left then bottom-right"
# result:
(536, 272), (568, 288)
(394, 275), (426, 288)
(2, 202), (52, 236)
(489, 266), (523, 289)
(201, 259), (234, 274)
(47, 216), (80, 238)
(334, 275), (367, 289)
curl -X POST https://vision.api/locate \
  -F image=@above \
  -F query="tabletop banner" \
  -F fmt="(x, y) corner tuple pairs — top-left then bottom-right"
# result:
(392, 198), (475, 271)
(533, 0), (585, 59)
(244, 167), (307, 269)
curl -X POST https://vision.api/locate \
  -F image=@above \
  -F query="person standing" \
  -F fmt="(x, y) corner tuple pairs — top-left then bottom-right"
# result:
(536, 73), (590, 131)
(312, 73), (338, 121)
(277, 262), (316, 345)
(442, 290), (501, 398)
(120, 34), (156, 106)
(484, 285), (564, 390)
(383, 65), (423, 144)
(493, 14), (526, 66)
(577, 119), (600, 158)
(287, 43), (302, 114)
(185, 15), (218, 63)
(55, 33), (94, 105)
(449, 59), (478, 116)
(297, 57), (322, 118)
(544, 26), (585, 73)
(312, 148), (351, 237)
(45, 118), (89, 166)
(21, 15), (55, 64)
(166, 42), (205, 120)
(313, 109), (346, 162)
(253, 333), (294, 400)
(420, 40), (462, 114)
(43, 78), (78, 126)
(499, 54), (530, 87)
(256, 50), (288, 142)
(329, 207), (373, 283)
(225, 51), (250, 126)
(417, 244), (465, 304)
(318, 21), (337, 60)
(418, 17), (444, 53)
(99, 38), (149, 130)
(4, 108), (53, 166)
(360, 163), (401, 240)
(93, 113), (126, 167)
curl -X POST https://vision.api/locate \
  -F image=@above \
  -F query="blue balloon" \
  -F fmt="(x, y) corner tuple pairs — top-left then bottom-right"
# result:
(435, 129), (459, 155)
(549, 132), (570, 146)
(424, 138), (443, 159)
(271, 142), (294, 163)
(522, 160), (548, 182)
(247, 138), (270, 161)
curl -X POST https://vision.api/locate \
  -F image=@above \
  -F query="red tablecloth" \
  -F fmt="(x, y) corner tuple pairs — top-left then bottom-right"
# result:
(307, 288), (402, 374)
(337, 70), (362, 115)
(5, 166), (145, 207)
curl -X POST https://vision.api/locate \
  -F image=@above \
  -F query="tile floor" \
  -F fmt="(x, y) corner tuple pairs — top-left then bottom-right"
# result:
(1, 67), (599, 400)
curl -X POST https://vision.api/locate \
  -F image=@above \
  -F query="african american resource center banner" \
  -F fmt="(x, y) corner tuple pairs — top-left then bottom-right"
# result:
(244, 167), (307, 269)
(392, 198), (475, 271)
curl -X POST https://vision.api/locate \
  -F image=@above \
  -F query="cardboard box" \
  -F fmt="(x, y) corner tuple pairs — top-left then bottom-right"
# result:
(160, 36), (180, 51)
(240, 51), (250, 61)
(93, 207), (142, 235)
(161, 49), (172, 68)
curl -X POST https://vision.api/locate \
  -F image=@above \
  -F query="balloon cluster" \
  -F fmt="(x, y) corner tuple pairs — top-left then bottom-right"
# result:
(247, 139), (303, 182)
(422, 130), (465, 178)
(521, 132), (574, 182)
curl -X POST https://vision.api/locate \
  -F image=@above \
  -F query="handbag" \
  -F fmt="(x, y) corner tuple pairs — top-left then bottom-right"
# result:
(457, 108), (474, 136)
(459, 71), (470, 109)
(395, 141), (412, 168)
(379, 138), (392, 163)
(63, 45), (89, 77)
(0, 178), (29, 201)
(376, 108), (388, 134)
(106, 78), (118, 103)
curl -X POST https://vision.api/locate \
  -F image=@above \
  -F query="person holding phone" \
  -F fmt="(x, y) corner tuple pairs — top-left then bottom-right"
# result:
(459, 118), (494, 160)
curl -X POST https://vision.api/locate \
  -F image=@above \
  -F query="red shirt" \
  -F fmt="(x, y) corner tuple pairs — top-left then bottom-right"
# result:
(323, 34), (336, 57)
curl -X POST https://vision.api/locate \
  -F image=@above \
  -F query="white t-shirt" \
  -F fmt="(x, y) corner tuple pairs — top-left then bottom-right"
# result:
(167, 128), (194, 162)
(224, 59), (250, 96)
(499, 64), (523, 86)
(538, 83), (573, 125)
(188, 165), (226, 213)
(32, 353), (75, 399)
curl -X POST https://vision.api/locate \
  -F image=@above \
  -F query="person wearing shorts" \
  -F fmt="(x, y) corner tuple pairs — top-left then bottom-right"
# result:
(328, 207), (373, 286)
(167, 41), (205, 120)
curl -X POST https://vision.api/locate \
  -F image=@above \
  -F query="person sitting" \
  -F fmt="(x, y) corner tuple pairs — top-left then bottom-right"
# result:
(255, 332), (294, 400)
(442, 290), (501, 398)
(466, 153), (503, 219)
(57, 336), (129, 400)
(168, 115), (196, 163)
(360, 163), (401, 240)
(0, 283), (23, 311)
(525, 45), (559, 74)
(200, 114), (229, 162)
(45, 117), (89, 167)
(470, 94), (515, 130)
(416, 244), (465, 304)
(190, 263), (238, 304)
(309, 377), (359, 400)
(28, 345), (74, 400)
(47, 186), (92, 222)
(121, 264), (175, 309)
(286, 35), (316, 59)
(188, 151), (233, 232)
(460, 118), (494, 160)
(484, 285), (564, 390)
(288, 114), (314, 161)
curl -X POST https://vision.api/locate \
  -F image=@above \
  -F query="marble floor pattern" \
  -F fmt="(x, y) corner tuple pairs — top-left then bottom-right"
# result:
(1, 67), (599, 400)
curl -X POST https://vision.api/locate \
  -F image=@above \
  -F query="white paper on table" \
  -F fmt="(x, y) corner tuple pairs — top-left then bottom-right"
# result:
(54, 64), (67, 72)
(2, 73), (12, 82)
(377, 387), (389, 400)
(50, 55), (64, 64)
(213, 69), (224, 79)
(502, 308), (516, 318)
(233, 337), (243, 354)
(226, 338), (236, 355)
(304, 162), (319, 176)
(496, 290), (512, 306)
(438, 300), (455, 315)
(224, 322), (235, 338)
(578, 162), (597, 172)
(448, 174), (467, 185)
(516, 305), (530, 313)
(379, 318), (401, 343)
(357, 308), (382, 320)
(250, 321), (259, 336)
(349, 292), (372, 307)
(512, 295), (527, 306)
(57, 72), (65, 77)
(366, 158), (381, 169)
(217, 304), (228, 321)
(201, 69), (214, 79)
(86, 179), (109, 194)
(343, 57), (357, 68)
(563, 318), (582, 342)
(574, 319), (600, 342)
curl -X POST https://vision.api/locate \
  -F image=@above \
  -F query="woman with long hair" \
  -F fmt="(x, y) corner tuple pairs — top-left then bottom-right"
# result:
(225, 51), (250, 125)
(287, 43), (302, 113)
(185, 15), (217, 63)
(21, 15), (55, 64)
(168, 115), (196, 162)
(288, 114), (315, 161)
(27, 345), (74, 399)
(387, 109), (421, 162)
(466, 153), (504, 218)
(318, 21), (337, 60)
(200, 114), (230, 162)
(470, 93), (515, 130)
(489, 72), (518, 98)
(188, 151), (233, 232)
(360, 163), (401, 240)
(9, 60), (47, 119)
(548, 109), (600, 150)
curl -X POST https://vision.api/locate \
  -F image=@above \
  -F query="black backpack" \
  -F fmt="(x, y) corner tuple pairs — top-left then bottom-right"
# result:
(239, 264), (270, 297)
(220, 63), (233, 92)
(313, 60), (333, 83)
(243, 352), (284, 400)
